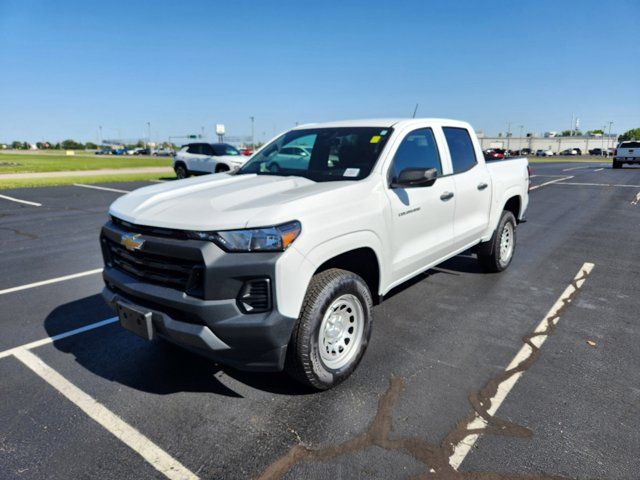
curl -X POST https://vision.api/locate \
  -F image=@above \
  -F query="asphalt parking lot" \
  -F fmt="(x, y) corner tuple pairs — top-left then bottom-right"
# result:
(1, 162), (639, 480)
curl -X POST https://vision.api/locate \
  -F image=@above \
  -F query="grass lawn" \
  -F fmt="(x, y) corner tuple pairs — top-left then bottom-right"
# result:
(0, 172), (175, 190)
(0, 151), (171, 173)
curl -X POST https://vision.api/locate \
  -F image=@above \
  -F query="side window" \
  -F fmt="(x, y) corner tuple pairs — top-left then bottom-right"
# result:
(443, 127), (477, 173)
(202, 144), (215, 156)
(186, 144), (200, 154)
(389, 128), (442, 181)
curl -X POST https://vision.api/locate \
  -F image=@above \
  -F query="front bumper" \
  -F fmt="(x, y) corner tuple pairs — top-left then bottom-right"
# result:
(100, 220), (297, 371)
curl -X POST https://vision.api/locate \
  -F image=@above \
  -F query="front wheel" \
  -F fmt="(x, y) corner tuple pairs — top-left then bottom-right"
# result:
(285, 269), (373, 390)
(477, 210), (517, 273)
(175, 164), (189, 179)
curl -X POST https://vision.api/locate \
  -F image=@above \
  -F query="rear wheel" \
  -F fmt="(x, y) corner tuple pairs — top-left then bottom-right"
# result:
(215, 164), (230, 173)
(285, 269), (373, 390)
(175, 164), (189, 179)
(477, 210), (517, 273)
(612, 160), (622, 169)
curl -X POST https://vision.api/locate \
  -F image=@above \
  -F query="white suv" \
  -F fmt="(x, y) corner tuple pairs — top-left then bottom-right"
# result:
(173, 143), (248, 178)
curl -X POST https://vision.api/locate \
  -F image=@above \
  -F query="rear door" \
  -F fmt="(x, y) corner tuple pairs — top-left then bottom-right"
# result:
(442, 127), (492, 250)
(200, 144), (217, 173)
(385, 127), (456, 283)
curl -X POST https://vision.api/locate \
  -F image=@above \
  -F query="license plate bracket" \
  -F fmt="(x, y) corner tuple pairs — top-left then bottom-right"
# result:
(117, 302), (154, 341)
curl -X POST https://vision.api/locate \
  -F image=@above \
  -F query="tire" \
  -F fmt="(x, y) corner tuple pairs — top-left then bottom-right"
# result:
(215, 164), (230, 173)
(477, 210), (517, 273)
(285, 268), (373, 390)
(175, 164), (189, 179)
(612, 160), (622, 169)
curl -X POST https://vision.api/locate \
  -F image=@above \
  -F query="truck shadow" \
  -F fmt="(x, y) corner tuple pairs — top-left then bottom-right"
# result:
(43, 294), (313, 398)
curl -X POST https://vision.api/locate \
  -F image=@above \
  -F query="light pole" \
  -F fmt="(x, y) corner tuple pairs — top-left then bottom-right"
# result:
(519, 125), (523, 151)
(99, 125), (103, 145)
(250, 116), (255, 147)
(607, 121), (613, 153)
(506, 121), (512, 152)
(146, 122), (151, 148)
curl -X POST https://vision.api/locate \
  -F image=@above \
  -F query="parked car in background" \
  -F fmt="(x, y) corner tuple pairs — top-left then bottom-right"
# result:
(112, 148), (128, 156)
(173, 143), (248, 178)
(520, 148), (533, 156)
(133, 148), (150, 155)
(127, 147), (148, 155)
(613, 140), (640, 169)
(240, 147), (254, 156)
(152, 147), (175, 157)
(589, 148), (607, 156)
(559, 148), (579, 156)
(535, 149), (554, 157)
(95, 148), (112, 155)
(483, 148), (505, 160)
(265, 145), (313, 171)
(101, 118), (530, 389)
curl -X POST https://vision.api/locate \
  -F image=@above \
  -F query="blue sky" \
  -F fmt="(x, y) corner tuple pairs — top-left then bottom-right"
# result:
(1, 0), (638, 143)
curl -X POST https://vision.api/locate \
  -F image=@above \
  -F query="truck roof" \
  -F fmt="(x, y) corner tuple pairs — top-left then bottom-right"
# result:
(291, 118), (471, 130)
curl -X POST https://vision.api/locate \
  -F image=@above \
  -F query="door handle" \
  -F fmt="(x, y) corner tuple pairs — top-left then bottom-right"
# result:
(477, 182), (488, 191)
(440, 191), (454, 201)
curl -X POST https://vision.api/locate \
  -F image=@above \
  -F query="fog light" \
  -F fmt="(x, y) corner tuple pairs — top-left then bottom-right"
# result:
(237, 278), (271, 313)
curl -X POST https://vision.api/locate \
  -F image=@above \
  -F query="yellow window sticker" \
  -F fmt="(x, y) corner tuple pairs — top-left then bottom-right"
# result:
(370, 135), (381, 144)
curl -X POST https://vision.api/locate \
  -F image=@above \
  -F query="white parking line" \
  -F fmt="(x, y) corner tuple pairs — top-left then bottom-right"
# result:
(0, 317), (118, 359)
(594, 168), (603, 172)
(449, 262), (594, 470)
(0, 193), (42, 207)
(0, 268), (103, 296)
(555, 182), (640, 188)
(74, 183), (130, 193)
(632, 192), (640, 206)
(562, 165), (590, 171)
(13, 348), (198, 480)
(529, 175), (574, 190)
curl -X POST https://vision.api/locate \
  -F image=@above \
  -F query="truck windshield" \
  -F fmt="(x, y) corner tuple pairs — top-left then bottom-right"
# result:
(236, 127), (393, 182)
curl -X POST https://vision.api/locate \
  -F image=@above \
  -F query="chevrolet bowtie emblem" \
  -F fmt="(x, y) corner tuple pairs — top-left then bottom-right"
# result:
(120, 233), (145, 251)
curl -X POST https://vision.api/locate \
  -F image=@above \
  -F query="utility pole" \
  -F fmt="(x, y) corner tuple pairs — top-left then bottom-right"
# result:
(146, 122), (151, 147)
(601, 125), (606, 152)
(250, 116), (255, 147)
(506, 121), (512, 151)
(607, 121), (613, 152)
(98, 125), (103, 145)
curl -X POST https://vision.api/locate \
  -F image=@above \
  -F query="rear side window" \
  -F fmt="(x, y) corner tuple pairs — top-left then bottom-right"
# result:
(620, 141), (640, 148)
(390, 128), (442, 181)
(187, 144), (201, 154)
(443, 127), (477, 173)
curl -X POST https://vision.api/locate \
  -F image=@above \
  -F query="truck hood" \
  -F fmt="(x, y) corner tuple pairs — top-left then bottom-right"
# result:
(109, 173), (359, 231)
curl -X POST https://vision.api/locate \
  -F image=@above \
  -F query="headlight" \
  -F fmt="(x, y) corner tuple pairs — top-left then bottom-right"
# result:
(189, 221), (301, 252)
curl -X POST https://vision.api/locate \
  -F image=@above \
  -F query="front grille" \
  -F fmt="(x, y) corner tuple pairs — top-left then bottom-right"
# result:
(103, 236), (204, 297)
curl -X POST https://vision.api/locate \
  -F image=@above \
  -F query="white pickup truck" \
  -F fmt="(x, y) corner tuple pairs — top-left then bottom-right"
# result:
(613, 140), (640, 168)
(101, 118), (530, 389)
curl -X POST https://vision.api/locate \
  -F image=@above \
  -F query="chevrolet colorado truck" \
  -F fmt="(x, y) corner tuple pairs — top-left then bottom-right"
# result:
(101, 118), (530, 390)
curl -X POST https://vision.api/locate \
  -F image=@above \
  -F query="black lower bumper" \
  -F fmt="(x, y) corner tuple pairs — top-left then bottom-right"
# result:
(103, 276), (296, 371)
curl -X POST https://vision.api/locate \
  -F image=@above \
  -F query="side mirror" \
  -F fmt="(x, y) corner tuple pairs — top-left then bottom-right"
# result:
(391, 167), (438, 188)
